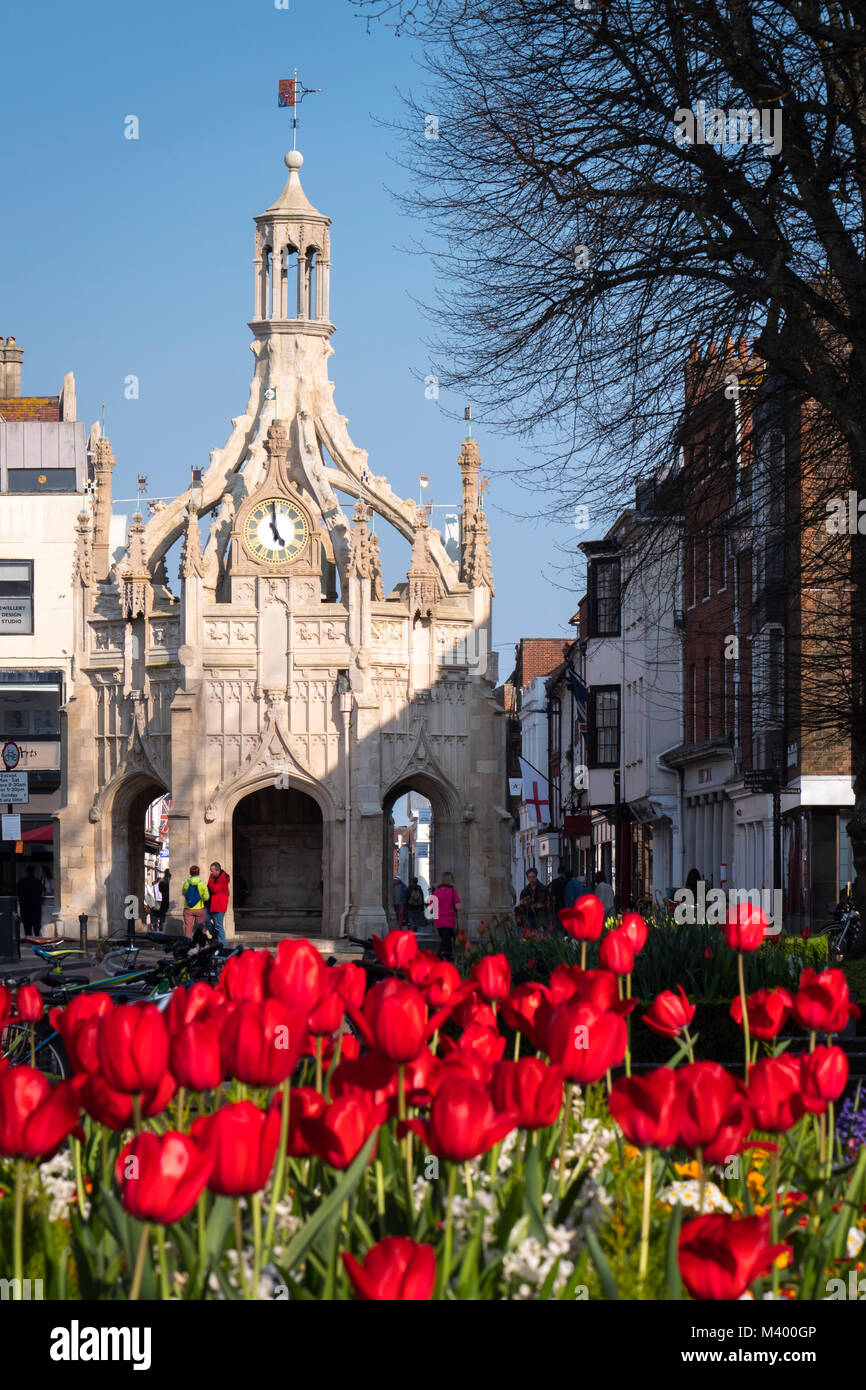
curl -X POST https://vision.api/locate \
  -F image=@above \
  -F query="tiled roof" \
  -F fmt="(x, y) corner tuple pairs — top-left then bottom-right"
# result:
(0, 397), (61, 422)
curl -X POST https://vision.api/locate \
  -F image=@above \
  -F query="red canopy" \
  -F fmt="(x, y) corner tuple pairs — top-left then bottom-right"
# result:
(21, 824), (53, 843)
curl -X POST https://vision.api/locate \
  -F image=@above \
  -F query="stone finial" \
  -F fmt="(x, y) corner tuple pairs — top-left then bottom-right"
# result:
(265, 417), (288, 459)
(72, 510), (92, 588)
(462, 509), (494, 594)
(347, 499), (383, 598)
(180, 506), (204, 580)
(120, 512), (151, 618)
(408, 506), (443, 620)
(90, 434), (116, 582)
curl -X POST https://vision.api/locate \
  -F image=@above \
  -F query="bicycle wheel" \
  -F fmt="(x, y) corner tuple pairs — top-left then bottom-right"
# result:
(97, 947), (167, 978)
(0, 1022), (69, 1080)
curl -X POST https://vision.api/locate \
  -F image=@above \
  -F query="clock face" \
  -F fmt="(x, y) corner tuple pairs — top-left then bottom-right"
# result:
(242, 498), (309, 566)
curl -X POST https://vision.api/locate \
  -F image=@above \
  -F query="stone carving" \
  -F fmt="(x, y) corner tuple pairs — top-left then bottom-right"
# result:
(232, 622), (256, 644)
(296, 622), (318, 643)
(150, 620), (180, 647)
(206, 622), (230, 645)
(233, 578), (255, 604)
(372, 620), (403, 645)
(205, 803), (217, 823)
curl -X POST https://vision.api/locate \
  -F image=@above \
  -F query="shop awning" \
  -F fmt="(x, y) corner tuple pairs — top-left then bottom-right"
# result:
(21, 824), (53, 842)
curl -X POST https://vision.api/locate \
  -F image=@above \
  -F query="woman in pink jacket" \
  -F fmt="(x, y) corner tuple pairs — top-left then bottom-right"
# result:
(430, 871), (461, 961)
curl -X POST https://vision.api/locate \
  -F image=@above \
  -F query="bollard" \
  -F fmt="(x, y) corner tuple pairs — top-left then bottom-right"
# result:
(78, 913), (88, 952)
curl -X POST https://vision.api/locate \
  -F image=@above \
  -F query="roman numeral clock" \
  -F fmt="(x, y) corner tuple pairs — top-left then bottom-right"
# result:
(242, 497), (309, 566)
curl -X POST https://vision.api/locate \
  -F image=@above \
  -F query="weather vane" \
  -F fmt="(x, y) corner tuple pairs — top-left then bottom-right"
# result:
(278, 71), (323, 150)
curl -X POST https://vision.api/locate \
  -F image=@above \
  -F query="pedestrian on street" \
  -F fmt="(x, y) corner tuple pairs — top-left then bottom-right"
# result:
(206, 862), (230, 946)
(430, 870), (461, 960)
(519, 866), (551, 932)
(549, 860), (572, 915)
(564, 866), (587, 909)
(181, 864), (209, 939)
(405, 876), (426, 932)
(392, 874), (407, 930)
(16, 863), (42, 937)
(155, 870), (171, 931)
(593, 871), (616, 918)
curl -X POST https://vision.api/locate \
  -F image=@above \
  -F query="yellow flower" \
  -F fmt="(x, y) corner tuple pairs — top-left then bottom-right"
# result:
(674, 1161), (701, 1179)
(623, 1145), (640, 1162)
(746, 1170), (766, 1198)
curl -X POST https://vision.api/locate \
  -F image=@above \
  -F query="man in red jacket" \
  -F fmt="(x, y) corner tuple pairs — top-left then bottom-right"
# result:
(206, 862), (230, 945)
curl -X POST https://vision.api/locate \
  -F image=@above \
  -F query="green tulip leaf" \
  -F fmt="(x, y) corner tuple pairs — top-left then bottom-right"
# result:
(665, 1200), (684, 1299)
(584, 1225), (620, 1300)
(278, 1133), (377, 1274)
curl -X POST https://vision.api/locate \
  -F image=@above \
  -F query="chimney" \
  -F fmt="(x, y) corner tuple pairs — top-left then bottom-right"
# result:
(1, 337), (22, 397)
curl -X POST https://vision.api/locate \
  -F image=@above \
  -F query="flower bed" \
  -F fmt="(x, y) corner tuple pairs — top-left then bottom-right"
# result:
(0, 904), (863, 1301)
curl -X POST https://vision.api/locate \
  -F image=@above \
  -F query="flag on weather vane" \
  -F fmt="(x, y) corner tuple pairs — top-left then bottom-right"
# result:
(278, 79), (297, 108)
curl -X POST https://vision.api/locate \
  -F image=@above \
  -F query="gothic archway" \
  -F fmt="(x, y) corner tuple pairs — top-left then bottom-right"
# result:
(103, 771), (170, 934)
(232, 785), (323, 933)
(382, 772), (463, 927)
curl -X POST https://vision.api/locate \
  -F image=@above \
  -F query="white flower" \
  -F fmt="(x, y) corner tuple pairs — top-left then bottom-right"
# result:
(657, 1180), (733, 1214)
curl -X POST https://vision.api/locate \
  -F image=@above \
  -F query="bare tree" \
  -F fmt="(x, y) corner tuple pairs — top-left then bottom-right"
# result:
(352, 0), (866, 894)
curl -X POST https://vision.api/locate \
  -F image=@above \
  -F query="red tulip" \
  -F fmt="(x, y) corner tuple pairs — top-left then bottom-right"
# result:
(169, 1019), (224, 1091)
(49, 992), (115, 1074)
(0, 1068), (83, 1158)
(452, 995), (498, 1032)
(353, 978), (428, 1064)
(407, 953), (462, 1007)
(472, 954), (511, 1003)
(621, 912), (648, 953)
(558, 892), (605, 941)
(220, 949), (272, 1004)
(599, 928), (635, 976)
(166, 981), (224, 1031)
(491, 1057), (564, 1130)
(724, 902), (768, 953)
(330, 1053), (399, 1110)
(678, 1214), (786, 1300)
(801, 926), (811, 940)
(0, 985), (11, 1025)
(223, 999), (306, 1087)
(406, 1078), (516, 1161)
(279, 1086), (326, 1157)
(545, 1001), (627, 1083)
(343, 1237), (436, 1301)
(333, 962), (366, 1008)
(799, 1045), (848, 1114)
(371, 931), (418, 971)
(116, 1131), (212, 1224)
(307, 977), (346, 1037)
(700, 1082), (755, 1165)
(98, 1004), (169, 1094)
(268, 939), (326, 1013)
(302, 1093), (386, 1168)
(609, 1068), (682, 1148)
(675, 1063), (735, 1151)
(499, 982), (553, 1049)
(703, 946), (714, 960)
(80, 1071), (177, 1131)
(793, 968), (858, 1034)
(191, 1101), (281, 1196)
(549, 965), (618, 1011)
(643, 986), (695, 1038)
(747, 1055), (804, 1132)
(730, 986), (793, 1040)
(16, 985), (43, 1022)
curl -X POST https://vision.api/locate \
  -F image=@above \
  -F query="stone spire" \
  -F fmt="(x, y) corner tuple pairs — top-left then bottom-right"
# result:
(457, 434), (494, 591)
(72, 508), (92, 589)
(347, 499), (383, 598)
(120, 512), (151, 618)
(180, 506), (204, 579)
(252, 149), (332, 331)
(407, 507), (444, 620)
(90, 434), (116, 582)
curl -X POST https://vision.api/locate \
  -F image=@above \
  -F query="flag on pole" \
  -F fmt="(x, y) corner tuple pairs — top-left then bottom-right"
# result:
(519, 757), (550, 825)
(419, 475), (429, 489)
(278, 79), (297, 107)
(264, 387), (277, 401)
(191, 468), (203, 487)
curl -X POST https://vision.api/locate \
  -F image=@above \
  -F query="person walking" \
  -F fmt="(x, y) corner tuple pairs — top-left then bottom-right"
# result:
(564, 865), (587, 910)
(154, 870), (171, 931)
(593, 871), (616, 918)
(206, 862), (230, 946)
(391, 875), (407, 930)
(549, 861), (571, 915)
(181, 864), (209, 939)
(519, 866), (551, 931)
(16, 863), (42, 937)
(405, 876), (426, 932)
(430, 870), (461, 960)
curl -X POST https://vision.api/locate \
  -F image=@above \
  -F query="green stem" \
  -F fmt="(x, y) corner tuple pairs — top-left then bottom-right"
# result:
(197, 1191), (207, 1287)
(130, 1223), (151, 1302)
(638, 1147), (654, 1291)
(13, 1159), (24, 1294)
(697, 1150), (705, 1214)
(683, 1027), (695, 1065)
(263, 1083), (291, 1267)
(437, 1163), (457, 1300)
(513, 1031), (521, 1061)
(175, 1086), (186, 1132)
(252, 1193), (262, 1299)
(132, 1094), (143, 1135)
(72, 1135), (87, 1215)
(156, 1226), (170, 1300)
(558, 1082), (574, 1199)
(234, 1200), (250, 1299)
(29, 1022), (35, 1069)
(770, 1150), (780, 1297)
(737, 953), (751, 1080)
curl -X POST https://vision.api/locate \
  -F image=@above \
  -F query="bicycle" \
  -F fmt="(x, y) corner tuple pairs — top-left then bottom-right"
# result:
(814, 897), (863, 961)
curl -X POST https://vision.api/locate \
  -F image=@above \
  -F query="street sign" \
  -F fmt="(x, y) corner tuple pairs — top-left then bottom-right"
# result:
(743, 769), (776, 791)
(1, 814), (21, 840)
(0, 771), (28, 803)
(1, 741), (20, 770)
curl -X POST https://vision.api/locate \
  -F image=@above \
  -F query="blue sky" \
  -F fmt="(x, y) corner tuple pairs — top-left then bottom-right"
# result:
(0, 0), (586, 674)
